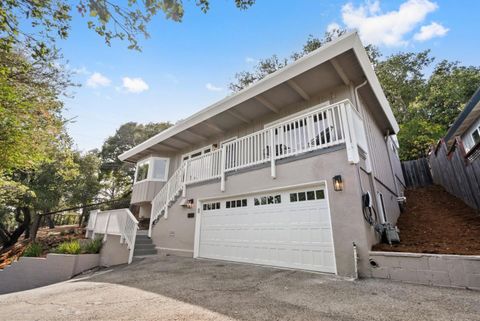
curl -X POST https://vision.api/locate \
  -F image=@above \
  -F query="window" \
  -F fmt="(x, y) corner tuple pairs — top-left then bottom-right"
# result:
(472, 127), (480, 145)
(226, 199), (247, 208)
(290, 189), (325, 202)
(182, 145), (213, 162)
(134, 157), (170, 183)
(203, 202), (221, 211)
(135, 160), (149, 182)
(254, 194), (281, 206)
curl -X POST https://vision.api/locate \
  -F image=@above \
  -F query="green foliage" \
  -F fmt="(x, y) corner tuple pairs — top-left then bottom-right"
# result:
(99, 122), (172, 200)
(397, 116), (444, 161)
(55, 239), (81, 254)
(23, 243), (43, 257)
(81, 238), (103, 254)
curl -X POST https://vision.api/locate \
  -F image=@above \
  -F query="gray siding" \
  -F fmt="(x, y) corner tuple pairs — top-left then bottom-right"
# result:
(131, 180), (165, 204)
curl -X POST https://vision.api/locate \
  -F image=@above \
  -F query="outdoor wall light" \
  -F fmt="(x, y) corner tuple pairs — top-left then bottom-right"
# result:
(333, 175), (343, 191)
(180, 198), (195, 208)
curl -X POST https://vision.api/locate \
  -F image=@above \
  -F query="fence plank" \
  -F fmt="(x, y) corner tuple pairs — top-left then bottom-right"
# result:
(428, 140), (480, 211)
(401, 158), (433, 188)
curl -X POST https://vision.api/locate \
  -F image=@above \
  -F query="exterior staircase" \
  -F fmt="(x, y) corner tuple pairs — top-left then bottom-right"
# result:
(133, 231), (157, 257)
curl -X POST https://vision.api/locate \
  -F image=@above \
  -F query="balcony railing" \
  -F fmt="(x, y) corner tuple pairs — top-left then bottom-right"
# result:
(149, 99), (369, 236)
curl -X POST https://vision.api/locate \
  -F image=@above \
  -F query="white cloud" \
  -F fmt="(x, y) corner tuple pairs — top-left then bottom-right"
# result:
(122, 77), (149, 93)
(206, 83), (223, 92)
(86, 72), (111, 88)
(71, 66), (90, 75)
(341, 0), (439, 46)
(413, 22), (449, 41)
(245, 57), (257, 64)
(327, 22), (341, 33)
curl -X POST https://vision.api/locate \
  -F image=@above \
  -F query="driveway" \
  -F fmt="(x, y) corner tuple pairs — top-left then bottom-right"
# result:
(0, 255), (479, 321)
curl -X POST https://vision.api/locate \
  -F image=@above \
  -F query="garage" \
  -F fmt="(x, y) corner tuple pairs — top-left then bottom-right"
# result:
(196, 185), (336, 273)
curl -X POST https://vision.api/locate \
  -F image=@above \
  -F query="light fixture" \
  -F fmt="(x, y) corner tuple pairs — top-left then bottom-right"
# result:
(333, 175), (343, 191)
(180, 198), (195, 209)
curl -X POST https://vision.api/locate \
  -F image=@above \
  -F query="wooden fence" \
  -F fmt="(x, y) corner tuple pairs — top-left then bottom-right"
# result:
(428, 138), (480, 211)
(401, 158), (433, 188)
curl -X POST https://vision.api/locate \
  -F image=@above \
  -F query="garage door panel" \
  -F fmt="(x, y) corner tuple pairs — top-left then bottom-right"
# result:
(198, 186), (336, 273)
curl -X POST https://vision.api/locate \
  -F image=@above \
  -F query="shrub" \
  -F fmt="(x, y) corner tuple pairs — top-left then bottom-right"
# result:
(55, 240), (81, 254)
(23, 243), (43, 257)
(81, 238), (103, 254)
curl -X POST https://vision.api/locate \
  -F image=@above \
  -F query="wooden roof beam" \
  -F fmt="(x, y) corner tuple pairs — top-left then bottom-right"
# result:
(228, 110), (251, 124)
(255, 96), (279, 113)
(287, 79), (310, 101)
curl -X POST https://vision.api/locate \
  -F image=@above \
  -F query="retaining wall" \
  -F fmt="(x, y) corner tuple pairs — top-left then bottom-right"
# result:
(0, 254), (99, 294)
(367, 251), (480, 290)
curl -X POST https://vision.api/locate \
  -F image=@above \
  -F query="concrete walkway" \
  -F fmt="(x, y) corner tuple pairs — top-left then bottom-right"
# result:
(0, 255), (479, 321)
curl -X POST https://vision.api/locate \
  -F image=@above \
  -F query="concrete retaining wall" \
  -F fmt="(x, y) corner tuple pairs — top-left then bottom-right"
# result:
(99, 234), (130, 266)
(0, 254), (100, 294)
(368, 251), (480, 290)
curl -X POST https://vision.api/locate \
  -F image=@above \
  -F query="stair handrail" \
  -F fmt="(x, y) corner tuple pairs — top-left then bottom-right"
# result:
(149, 162), (186, 237)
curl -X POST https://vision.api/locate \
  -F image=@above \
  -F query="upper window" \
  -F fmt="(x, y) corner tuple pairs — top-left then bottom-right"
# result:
(134, 157), (170, 183)
(472, 127), (480, 145)
(182, 145), (212, 162)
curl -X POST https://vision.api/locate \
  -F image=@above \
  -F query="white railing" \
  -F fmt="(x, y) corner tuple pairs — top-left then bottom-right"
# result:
(185, 149), (222, 184)
(85, 208), (139, 264)
(148, 99), (371, 236)
(149, 163), (186, 236)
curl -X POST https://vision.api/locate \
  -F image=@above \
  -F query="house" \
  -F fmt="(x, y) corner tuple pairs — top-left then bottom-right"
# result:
(428, 87), (480, 210)
(444, 86), (480, 157)
(115, 32), (405, 277)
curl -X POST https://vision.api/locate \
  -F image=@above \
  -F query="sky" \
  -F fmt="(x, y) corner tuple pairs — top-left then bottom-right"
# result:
(59, 0), (480, 152)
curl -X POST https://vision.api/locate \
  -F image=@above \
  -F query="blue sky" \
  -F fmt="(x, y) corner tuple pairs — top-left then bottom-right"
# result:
(60, 0), (480, 151)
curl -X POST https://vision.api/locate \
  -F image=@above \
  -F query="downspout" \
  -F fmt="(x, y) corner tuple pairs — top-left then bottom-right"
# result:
(384, 130), (400, 196)
(354, 79), (381, 224)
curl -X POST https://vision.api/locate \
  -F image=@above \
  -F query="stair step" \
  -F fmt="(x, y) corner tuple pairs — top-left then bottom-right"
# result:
(136, 235), (151, 240)
(135, 243), (155, 250)
(135, 239), (153, 245)
(134, 248), (158, 256)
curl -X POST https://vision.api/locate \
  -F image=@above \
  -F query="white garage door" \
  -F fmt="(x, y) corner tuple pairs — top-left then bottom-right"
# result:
(197, 186), (336, 273)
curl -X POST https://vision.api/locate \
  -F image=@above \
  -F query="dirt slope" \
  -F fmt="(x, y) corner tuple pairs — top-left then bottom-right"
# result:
(373, 185), (480, 255)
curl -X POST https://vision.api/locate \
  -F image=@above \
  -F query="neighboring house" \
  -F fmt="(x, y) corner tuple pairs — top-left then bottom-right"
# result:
(444, 86), (480, 157)
(117, 32), (405, 278)
(428, 87), (480, 210)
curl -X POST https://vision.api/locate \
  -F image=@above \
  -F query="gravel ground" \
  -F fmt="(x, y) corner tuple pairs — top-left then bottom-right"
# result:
(0, 255), (479, 321)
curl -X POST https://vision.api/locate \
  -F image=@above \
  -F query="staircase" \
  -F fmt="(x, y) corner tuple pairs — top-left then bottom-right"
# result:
(149, 163), (187, 236)
(133, 231), (157, 257)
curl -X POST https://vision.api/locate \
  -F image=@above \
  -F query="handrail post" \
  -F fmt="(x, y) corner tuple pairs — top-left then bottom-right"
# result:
(91, 210), (99, 239)
(182, 162), (188, 197)
(148, 206), (154, 238)
(220, 146), (226, 191)
(270, 128), (276, 178)
(128, 223), (137, 264)
(103, 211), (111, 242)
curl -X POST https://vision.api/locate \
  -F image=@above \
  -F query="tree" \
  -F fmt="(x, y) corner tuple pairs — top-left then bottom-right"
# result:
(69, 151), (102, 226)
(1, 0), (256, 57)
(99, 122), (172, 201)
(372, 50), (434, 124)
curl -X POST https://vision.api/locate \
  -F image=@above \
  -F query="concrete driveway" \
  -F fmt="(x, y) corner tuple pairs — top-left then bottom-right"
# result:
(0, 255), (479, 321)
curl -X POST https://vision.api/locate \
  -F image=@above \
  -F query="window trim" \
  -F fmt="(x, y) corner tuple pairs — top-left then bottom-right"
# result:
(182, 145), (213, 162)
(134, 156), (170, 184)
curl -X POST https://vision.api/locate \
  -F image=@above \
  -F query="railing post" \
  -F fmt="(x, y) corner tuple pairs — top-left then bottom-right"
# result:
(220, 146), (226, 191)
(341, 102), (359, 164)
(148, 209), (154, 238)
(128, 224), (137, 264)
(270, 128), (276, 178)
(91, 210), (99, 239)
(103, 211), (112, 241)
(182, 162), (188, 197)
